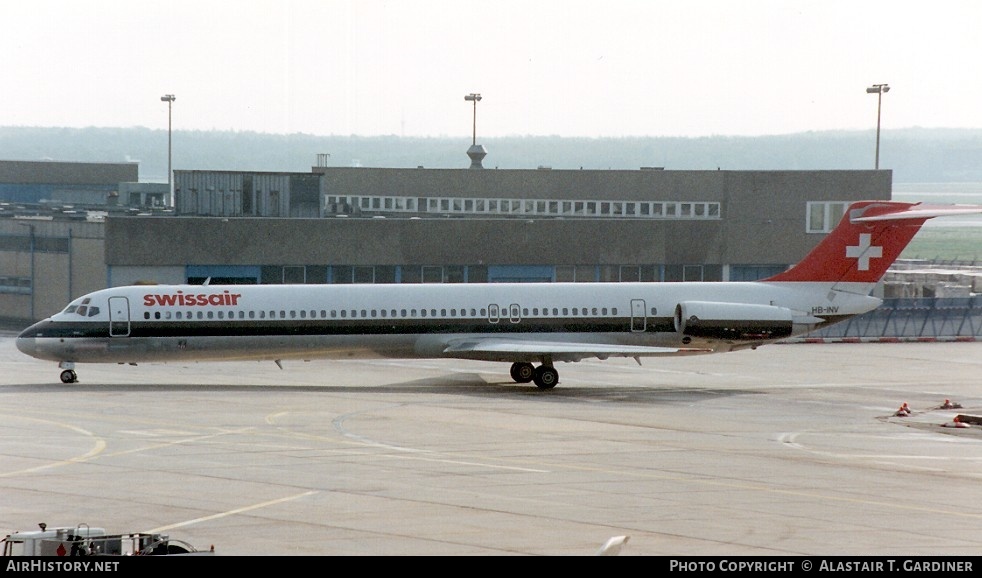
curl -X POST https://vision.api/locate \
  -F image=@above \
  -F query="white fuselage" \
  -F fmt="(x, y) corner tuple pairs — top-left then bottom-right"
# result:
(16, 281), (879, 366)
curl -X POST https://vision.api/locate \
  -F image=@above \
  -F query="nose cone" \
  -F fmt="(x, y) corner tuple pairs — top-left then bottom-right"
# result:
(16, 321), (45, 359)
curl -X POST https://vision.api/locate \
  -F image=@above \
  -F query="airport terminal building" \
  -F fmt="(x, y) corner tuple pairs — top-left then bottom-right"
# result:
(108, 167), (887, 287)
(1, 160), (890, 324)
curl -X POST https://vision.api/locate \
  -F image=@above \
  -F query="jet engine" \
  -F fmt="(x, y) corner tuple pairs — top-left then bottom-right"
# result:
(674, 301), (795, 341)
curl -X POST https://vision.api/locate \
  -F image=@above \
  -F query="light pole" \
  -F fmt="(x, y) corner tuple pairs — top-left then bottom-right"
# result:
(463, 93), (486, 168)
(464, 93), (481, 146)
(160, 94), (176, 205)
(866, 84), (889, 169)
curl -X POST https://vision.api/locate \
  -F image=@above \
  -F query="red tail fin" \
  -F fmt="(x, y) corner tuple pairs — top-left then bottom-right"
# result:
(765, 201), (927, 283)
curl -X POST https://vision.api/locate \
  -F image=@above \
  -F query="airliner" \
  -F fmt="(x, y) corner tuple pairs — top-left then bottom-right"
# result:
(16, 201), (982, 387)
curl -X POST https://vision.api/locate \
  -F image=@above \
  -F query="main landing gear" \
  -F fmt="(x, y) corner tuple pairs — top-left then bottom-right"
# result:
(509, 361), (559, 389)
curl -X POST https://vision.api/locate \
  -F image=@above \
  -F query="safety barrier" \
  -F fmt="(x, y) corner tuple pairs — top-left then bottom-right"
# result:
(790, 296), (982, 342)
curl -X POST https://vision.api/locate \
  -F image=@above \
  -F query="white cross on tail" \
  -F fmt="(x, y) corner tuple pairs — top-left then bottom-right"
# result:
(845, 233), (883, 271)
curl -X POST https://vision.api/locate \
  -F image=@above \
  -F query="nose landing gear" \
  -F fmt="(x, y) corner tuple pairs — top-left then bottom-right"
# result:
(58, 362), (78, 384)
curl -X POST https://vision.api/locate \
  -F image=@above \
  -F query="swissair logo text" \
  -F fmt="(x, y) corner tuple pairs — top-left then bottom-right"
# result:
(143, 290), (242, 307)
(845, 233), (883, 271)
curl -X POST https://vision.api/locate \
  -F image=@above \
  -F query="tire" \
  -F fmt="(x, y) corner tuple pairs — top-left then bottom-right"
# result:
(509, 362), (535, 383)
(533, 366), (558, 389)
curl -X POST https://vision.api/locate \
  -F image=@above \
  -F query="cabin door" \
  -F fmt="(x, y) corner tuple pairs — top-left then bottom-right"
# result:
(630, 299), (646, 332)
(108, 296), (131, 337)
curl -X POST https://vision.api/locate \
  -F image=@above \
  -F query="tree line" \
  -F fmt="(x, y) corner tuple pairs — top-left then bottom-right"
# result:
(1, 126), (980, 183)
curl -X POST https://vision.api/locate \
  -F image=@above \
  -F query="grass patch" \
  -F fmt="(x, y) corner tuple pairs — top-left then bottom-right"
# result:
(902, 227), (982, 262)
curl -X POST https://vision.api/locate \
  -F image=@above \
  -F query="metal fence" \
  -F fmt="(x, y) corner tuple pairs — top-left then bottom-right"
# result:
(794, 297), (982, 342)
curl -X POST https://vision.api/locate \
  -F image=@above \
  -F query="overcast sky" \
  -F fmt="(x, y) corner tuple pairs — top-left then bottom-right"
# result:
(3, 0), (980, 138)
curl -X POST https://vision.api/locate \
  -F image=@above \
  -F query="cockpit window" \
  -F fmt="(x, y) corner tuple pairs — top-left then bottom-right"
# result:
(64, 297), (98, 317)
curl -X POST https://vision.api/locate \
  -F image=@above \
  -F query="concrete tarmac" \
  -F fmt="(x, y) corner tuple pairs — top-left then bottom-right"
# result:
(1, 331), (981, 556)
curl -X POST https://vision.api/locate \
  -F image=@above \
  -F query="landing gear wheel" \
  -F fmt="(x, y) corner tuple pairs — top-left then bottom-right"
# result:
(533, 366), (559, 389)
(510, 362), (535, 383)
(60, 369), (78, 384)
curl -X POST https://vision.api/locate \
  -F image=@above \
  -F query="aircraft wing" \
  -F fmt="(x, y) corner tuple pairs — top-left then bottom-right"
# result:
(441, 337), (713, 363)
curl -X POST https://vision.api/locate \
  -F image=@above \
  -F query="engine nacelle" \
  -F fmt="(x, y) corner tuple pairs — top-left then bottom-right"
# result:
(674, 301), (795, 341)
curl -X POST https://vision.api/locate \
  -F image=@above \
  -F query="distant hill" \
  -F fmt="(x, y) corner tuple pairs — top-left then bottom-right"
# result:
(1, 126), (980, 183)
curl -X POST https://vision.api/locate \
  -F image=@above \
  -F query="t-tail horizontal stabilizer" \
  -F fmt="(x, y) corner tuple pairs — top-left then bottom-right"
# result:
(765, 201), (982, 286)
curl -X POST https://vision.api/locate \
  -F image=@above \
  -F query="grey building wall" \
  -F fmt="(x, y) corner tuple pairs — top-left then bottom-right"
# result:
(0, 160), (138, 185)
(109, 168), (890, 274)
(175, 171), (321, 218)
(0, 220), (106, 324)
(0, 160), (140, 207)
